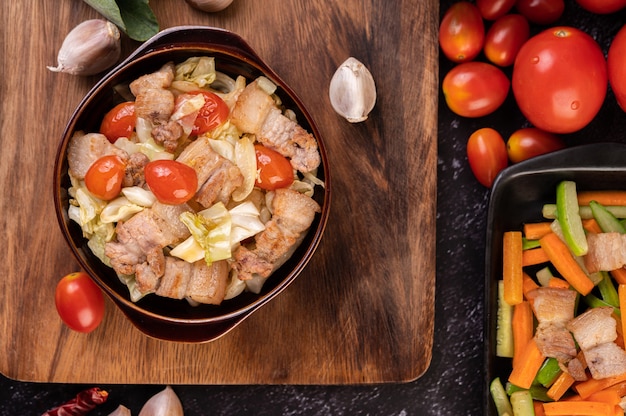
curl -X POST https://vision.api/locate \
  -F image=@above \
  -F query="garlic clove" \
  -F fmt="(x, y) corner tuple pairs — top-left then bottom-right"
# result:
(185, 0), (234, 12)
(329, 57), (377, 123)
(138, 386), (184, 416)
(108, 405), (131, 416)
(48, 19), (121, 76)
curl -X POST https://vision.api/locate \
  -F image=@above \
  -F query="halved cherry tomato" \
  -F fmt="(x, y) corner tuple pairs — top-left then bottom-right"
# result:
(484, 14), (530, 67)
(575, 0), (626, 14)
(512, 27), (607, 134)
(255, 144), (294, 190)
(506, 128), (566, 163)
(99, 101), (136, 143)
(467, 128), (508, 188)
(186, 90), (229, 135)
(608, 25), (626, 112)
(515, 0), (564, 25)
(476, 0), (516, 20)
(84, 155), (126, 200)
(55, 272), (105, 333)
(144, 159), (198, 204)
(439, 2), (485, 63)
(442, 62), (510, 118)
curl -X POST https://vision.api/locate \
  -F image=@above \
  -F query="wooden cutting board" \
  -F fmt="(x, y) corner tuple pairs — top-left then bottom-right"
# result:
(0, 0), (438, 384)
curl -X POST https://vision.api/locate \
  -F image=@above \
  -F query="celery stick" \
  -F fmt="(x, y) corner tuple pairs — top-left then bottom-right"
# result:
(556, 181), (587, 256)
(543, 204), (626, 219)
(510, 390), (535, 416)
(598, 271), (619, 307)
(490, 378), (513, 416)
(590, 200), (626, 233)
(536, 267), (553, 287)
(496, 281), (514, 358)
(534, 357), (561, 387)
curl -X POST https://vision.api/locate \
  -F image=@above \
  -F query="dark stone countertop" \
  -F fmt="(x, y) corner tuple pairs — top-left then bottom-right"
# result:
(2, 2), (626, 415)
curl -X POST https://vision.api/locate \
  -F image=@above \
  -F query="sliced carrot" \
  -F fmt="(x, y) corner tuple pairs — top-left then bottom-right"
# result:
(522, 247), (550, 266)
(604, 380), (626, 397)
(578, 190), (626, 206)
(612, 268), (626, 285)
(547, 371), (575, 401)
(524, 222), (553, 240)
(587, 389), (622, 407)
(523, 273), (539, 298)
(582, 218), (603, 234)
(512, 301), (533, 370)
(534, 400), (546, 416)
(509, 338), (545, 389)
(548, 277), (571, 289)
(503, 231), (524, 305)
(574, 372), (626, 399)
(543, 400), (613, 415)
(539, 232), (594, 295)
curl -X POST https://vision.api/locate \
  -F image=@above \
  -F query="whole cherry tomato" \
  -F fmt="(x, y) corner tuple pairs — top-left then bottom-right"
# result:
(476, 0), (516, 20)
(515, 0), (564, 25)
(84, 155), (126, 200)
(467, 128), (508, 188)
(442, 62), (510, 118)
(484, 14), (530, 67)
(575, 0), (626, 14)
(255, 144), (294, 190)
(512, 27), (607, 134)
(99, 101), (136, 143)
(608, 25), (626, 112)
(506, 128), (566, 163)
(55, 272), (105, 333)
(189, 91), (230, 135)
(145, 159), (198, 204)
(439, 2), (484, 63)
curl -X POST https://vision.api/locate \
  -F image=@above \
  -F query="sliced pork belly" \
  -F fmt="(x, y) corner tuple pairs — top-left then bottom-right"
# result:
(534, 323), (577, 362)
(67, 131), (125, 179)
(105, 201), (192, 292)
(176, 137), (243, 207)
(585, 232), (626, 273)
(232, 188), (320, 280)
(584, 342), (626, 379)
(230, 79), (320, 173)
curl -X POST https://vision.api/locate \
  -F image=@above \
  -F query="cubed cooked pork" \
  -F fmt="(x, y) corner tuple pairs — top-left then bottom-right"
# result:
(232, 188), (320, 280)
(67, 131), (126, 180)
(230, 79), (320, 173)
(585, 232), (626, 273)
(584, 342), (626, 380)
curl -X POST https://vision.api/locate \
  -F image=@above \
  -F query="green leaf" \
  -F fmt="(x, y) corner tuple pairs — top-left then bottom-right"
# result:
(83, 0), (159, 41)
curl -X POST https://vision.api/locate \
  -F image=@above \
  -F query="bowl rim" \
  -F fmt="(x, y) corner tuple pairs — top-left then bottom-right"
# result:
(52, 26), (331, 338)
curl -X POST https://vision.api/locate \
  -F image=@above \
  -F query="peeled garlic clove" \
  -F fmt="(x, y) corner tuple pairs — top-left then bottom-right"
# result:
(185, 0), (234, 12)
(329, 57), (377, 123)
(48, 19), (121, 76)
(108, 405), (131, 416)
(138, 386), (184, 416)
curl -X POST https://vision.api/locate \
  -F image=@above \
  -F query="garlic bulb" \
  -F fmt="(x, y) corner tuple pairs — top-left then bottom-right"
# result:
(329, 57), (377, 123)
(185, 0), (234, 12)
(138, 386), (184, 416)
(48, 19), (121, 76)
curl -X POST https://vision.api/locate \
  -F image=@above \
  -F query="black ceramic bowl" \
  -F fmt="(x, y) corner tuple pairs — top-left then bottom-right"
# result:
(53, 26), (331, 342)
(484, 143), (626, 413)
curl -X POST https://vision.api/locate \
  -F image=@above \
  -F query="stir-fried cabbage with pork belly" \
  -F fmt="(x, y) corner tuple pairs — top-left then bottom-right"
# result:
(66, 56), (324, 304)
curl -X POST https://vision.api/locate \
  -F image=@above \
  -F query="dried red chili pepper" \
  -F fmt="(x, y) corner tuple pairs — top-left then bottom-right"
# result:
(42, 387), (108, 416)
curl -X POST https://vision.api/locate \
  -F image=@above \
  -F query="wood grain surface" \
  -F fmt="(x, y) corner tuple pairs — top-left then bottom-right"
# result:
(0, 0), (438, 384)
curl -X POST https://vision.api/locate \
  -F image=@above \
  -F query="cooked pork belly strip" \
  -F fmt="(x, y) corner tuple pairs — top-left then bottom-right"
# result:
(230, 80), (320, 173)
(104, 201), (192, 292)
(130, 62), (182, 152)
(232, 188), (320, 280)
(67, 132), (126, 180)
(585, 232), (626, 273)
(175, 137), (244, 207)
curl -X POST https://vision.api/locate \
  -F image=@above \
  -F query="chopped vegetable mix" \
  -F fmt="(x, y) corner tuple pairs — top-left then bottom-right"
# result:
(492, 181), (626, 415)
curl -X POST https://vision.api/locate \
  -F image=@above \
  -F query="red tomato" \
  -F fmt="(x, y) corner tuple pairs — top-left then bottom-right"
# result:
(439, 2), (485, 63)
(442, 62), (510, 118)
(145, 159), (198, 204)
(575, 0), (626, 14)
(467, 128), (508, 188)
(99, 101), (136, 143)
(512, 27), (607, 134)
(188, 91), (229, 135)
(476, 0), (516, 20)
(55, 272), (105, 333)
(608, 25), (626, 112)
(506, 128), (566, 163)
(255, 144), (294, 190)
(484, 14), (530, 67)
(515, 0), (564, 25)
(85, 155), (126, 200)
